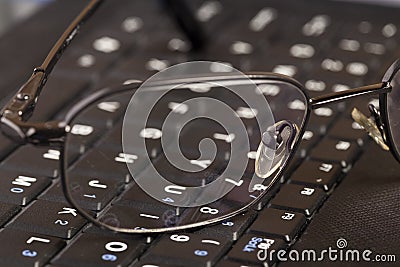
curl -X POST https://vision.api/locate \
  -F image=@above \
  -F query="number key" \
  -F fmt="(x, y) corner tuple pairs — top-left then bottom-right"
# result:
(0, 229), (65, 267)
(0, 169), (50, 206)
(53, 233), (147, 266)
(9, 200), (87, 239)
(143, 233), (232, 267)
(195, 211), (257, 241)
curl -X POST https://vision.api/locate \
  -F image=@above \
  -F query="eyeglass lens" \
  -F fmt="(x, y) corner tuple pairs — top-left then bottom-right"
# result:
(385, 69), (400, 158)
(62, 62), (308, 232)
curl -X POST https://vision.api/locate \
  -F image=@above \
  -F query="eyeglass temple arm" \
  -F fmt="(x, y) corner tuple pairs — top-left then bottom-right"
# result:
(310, 57), (400, 109)
(0, 0), (104, 145)
(309, 82), (391, 109)
(40, 0), (105, 76)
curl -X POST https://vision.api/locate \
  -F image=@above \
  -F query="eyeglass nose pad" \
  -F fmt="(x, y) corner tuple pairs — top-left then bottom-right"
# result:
(368, 104), (386, 138)
(351, 107), (389, 151)
(255, 120), (298, 179)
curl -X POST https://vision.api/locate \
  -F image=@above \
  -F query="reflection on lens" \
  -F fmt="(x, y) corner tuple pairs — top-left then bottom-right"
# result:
(255, 129), (276, 178)
(62, 62), (308, 233)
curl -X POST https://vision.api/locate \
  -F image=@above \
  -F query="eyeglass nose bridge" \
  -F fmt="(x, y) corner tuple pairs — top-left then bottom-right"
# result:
(255, 120), (298, 179)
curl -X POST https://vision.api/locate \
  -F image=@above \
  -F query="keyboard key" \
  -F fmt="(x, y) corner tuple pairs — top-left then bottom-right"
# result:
(230, 149), (258, 175)
(30, 75), (89, 121)
(269, 184), (327, 216)
(310, 138), (360, 168)
(0, 202), (20, 226)
(192, 0), (227, 33)
(3, 1), (400, 267)
(70, 92), (130, 129)
(99, 125), (124, 150)
(319, 50), (374, 80)
(55, 49), (118, 80)
(39, 182), (69, 204)
(308, 67), (364, 98)
(0, 135), (18, 160)
(66, 122), (105, 156)
(40, 173), (124, 211)
(10, 200), (87, 239)
(178, 118), (239, 159)
(0, 229), (65, 267)
(112, 120), (165, 158)
(251, 180), (282, 211)
(141, 153), (223, 187)
(70, 147), (147, 183)
(328, 117), (366, 145)
(215, 260), (261, 267)
(307, 106), (338, 134)
(116, 183), (172, 207)
(53, 233), (147, 267)
(289, 160), (342, 191)
(143, 233), (232, 267)
(0, 169), (51, 206)
(111, 54), (184, 80)
(1, 146), (61, 178)
(78, 28), (135, 59)
(195, 211), (257, 241)
(249, 208), (306, 242)
(227, 233), (286, 266)
(98, 204), (182, 230)
(297, 129), (320, 158)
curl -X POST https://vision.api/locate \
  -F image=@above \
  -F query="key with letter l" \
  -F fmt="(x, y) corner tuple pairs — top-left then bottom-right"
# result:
(0, 228), (65, 267)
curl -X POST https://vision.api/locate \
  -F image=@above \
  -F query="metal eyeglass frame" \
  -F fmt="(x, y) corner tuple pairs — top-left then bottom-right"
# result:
(0, 0), (399, 233)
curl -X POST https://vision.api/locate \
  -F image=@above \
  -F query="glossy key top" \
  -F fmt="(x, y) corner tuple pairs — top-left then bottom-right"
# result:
(249, 208), (306, 242)
(9, 200), (88, 239)
(269, 184), (327, 216)
(40, 174), (124, 211)
(143, 232), (232, 267)
(290, 160), (342, 191)
(195, 211), (257, 241)
(0, 169), (51, 206)
(0, 228), (65, 267)
(227, 233), (286, 266)
(310, 137), (360, 168)
(1, 146), (61, 178)
(0, 202), (20, 227)
(53, 233), (147, 267)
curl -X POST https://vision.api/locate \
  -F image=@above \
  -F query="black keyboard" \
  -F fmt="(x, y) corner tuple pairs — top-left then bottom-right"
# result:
(0, 0), (399, 266)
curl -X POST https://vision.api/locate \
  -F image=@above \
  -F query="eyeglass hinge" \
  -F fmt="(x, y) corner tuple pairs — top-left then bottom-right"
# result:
(0, 115), (67, 146)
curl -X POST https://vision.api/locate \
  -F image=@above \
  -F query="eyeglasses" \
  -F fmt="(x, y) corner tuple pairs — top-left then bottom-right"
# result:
(1, 0), (399, 234)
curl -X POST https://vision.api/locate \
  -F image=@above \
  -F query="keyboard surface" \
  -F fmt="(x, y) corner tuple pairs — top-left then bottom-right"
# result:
(0, 0), (399, 266)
